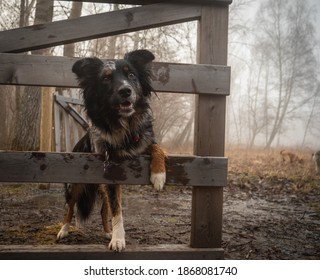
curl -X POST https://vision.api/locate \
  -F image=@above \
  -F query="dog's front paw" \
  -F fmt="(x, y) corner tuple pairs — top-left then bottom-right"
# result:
(108, 228), (125, 252)
(108, 215), (125, 252)
(150, 172), (166, 191)
(108, 237), (126, 252)
(57, 223), (70, 240)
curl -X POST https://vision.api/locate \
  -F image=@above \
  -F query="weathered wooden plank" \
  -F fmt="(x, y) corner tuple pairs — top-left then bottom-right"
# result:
(62, 0), (233, 5)
(63, 109), (71, 152)
(191, 5), (229, 248)
(55, 94), (83, 106)
(152, 62), (230, 95)
(0, 3), (201, 53)
(0, 244), (224, 260)
(0, 151), (227, 186)
(54, 95), (89, 130)
(40, 87), (54, 152)
(54, 102), (62, 152)
(0, 53), (230, 95)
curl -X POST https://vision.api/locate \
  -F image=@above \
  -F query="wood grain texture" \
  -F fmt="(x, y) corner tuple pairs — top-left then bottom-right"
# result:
(0, 151), (227, 186)
(54, 95), (89, 130)
(0, 53), (230, 95)
(0, 3), (201, 53)
(191, 5), (229, 248)
(0, 244), (224, 260)
(39, 87), (54, 152)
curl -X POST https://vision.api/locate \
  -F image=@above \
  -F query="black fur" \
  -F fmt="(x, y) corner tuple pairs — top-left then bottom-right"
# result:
(64, 133), (99, 220)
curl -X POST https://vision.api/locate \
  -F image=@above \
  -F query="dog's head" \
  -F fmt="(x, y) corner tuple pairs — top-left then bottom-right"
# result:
(72, 50), (155, 123)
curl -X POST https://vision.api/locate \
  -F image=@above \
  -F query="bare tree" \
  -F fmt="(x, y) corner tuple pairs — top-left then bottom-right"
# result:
(151, 93), (194, 148)
(227, 0), (319, 148)
(63, 1), (83, 57)
(0, 86), (16, 149)
(247, 57), (265, 147)
(10, 0), (54, 151)
(254, 0), (318, 148)
(301, 84), (320, 147)
(0, 0), (36, 149)
(226, 0), (253, 146)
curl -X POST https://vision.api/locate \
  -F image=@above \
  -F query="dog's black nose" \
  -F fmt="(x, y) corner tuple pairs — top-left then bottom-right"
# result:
(118, 87), (132, 98)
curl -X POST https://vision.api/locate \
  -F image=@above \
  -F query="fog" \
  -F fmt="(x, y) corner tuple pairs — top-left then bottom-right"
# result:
(227, 0), (320, 150)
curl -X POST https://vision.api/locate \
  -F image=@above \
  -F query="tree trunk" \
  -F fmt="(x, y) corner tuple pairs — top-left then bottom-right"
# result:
(301, 90), (318, 148)
(63, 1), (83, 57)
(11, 86), (41, 151)
(0, 0), (36, 149)
(10, 0), (54, 151)
(0, 86), (16, 149)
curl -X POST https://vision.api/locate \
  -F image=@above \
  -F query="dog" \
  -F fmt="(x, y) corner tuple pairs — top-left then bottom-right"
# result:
(57, 50), (166, 252)
(280, 150), (303, 164)
(312, 151), (320, 173)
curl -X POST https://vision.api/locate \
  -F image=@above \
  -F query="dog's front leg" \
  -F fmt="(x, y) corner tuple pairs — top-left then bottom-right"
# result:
(106, 184), (126, 252)
(98, 185), (112, 239)
(150, 143), (166, 191)
(57, 183), (78, 240)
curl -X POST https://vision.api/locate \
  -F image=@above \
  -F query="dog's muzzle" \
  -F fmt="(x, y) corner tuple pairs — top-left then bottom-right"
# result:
(117, 85), (136, 117)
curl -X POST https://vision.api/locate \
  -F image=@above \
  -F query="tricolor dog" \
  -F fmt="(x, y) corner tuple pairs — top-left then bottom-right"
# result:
(57, 50), (166, 252)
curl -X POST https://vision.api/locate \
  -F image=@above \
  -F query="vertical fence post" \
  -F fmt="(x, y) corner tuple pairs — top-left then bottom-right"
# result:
(40, 87), (54, 152)
(39, 87), (54, 189)
(54, 95), (61, 152)
(191, 4), (229, 248)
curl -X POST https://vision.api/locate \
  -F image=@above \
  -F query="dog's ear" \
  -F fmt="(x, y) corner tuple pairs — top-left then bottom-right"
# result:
(72, 57), (103, 85)
(124, 50), (155, 70)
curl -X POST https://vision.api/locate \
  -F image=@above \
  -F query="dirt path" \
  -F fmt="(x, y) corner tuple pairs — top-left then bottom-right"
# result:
(0, 181), (319, 259)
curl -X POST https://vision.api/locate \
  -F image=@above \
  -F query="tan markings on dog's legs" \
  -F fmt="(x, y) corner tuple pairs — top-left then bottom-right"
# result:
(150, 143), (166, 191)
(98, 185), (112, 240)
(107, 185), (125, 252)
(57, 190), (77, 240)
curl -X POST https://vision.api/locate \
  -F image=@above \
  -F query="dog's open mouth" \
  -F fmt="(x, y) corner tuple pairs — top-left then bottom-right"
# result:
(118, 101), (134, 115)
(119, 101), (133, 110)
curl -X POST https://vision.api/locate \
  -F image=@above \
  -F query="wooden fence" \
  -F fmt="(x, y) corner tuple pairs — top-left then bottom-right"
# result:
(54, 90), (87, 152)
(0, 0), (231, 259)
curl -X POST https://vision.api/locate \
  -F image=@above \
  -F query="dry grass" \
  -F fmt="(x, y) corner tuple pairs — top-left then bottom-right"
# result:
(226, 148), (320, 193)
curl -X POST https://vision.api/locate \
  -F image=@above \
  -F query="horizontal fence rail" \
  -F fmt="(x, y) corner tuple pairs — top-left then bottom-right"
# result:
(0, 3), (202, 53)
(0, 151), (228, 186)
(0, 53), (230, 95)
(0, 244), (224, 260)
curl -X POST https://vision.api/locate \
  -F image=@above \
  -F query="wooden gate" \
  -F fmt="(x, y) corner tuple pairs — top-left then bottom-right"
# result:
(54, 90), (88, 152)
(0, 0), (231, 259)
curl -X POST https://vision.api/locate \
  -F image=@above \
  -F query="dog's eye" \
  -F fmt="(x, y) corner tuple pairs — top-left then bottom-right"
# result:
(128, 72), (135, 79)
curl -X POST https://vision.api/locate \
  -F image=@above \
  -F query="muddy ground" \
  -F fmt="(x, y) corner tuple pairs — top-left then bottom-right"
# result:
(0, 177), (319, 259)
